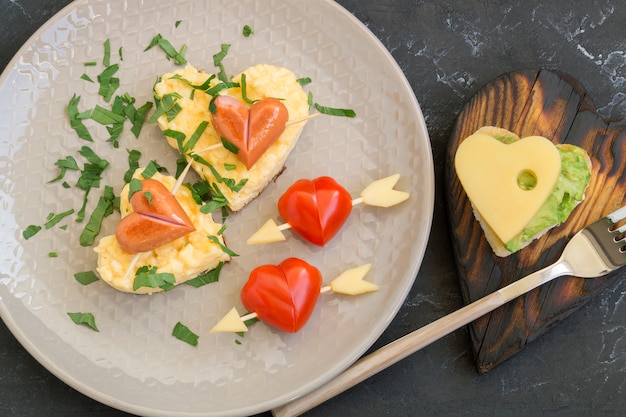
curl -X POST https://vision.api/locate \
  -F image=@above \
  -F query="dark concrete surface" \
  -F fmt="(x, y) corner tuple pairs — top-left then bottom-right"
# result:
(2, 0), (626, 416)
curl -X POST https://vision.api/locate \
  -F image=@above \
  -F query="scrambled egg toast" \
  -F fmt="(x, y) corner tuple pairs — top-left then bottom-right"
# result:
(94, 170), (231, 294)
(153, 64), (310, 212)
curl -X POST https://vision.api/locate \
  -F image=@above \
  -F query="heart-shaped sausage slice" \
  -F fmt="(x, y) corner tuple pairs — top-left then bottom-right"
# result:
(240, 258), (322, 333)
(277, 176), (353, 246)
(115, 179), (195, 253)
(211, 95), (289, 169)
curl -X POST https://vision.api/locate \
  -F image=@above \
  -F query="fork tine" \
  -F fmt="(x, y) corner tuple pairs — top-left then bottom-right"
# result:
(606, 205), (626, 224)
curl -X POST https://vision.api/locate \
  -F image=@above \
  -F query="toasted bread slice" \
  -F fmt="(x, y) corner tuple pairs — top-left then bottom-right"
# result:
(464, 127), (592, 257)
(153, 64), (310, 212)
(94, 170), (230, 294)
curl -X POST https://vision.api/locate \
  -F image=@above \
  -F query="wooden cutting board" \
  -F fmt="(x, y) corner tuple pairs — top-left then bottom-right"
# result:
(444, 69), (626, 373)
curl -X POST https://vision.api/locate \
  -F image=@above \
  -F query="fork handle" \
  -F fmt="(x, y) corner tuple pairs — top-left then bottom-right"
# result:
(272, 264), (567, 417)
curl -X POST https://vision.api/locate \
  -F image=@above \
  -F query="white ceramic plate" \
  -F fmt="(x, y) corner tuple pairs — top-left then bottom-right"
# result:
(0, 0), (434, 415)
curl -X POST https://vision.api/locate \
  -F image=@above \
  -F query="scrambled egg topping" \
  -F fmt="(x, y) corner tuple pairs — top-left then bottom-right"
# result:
(153, 64), (310, 212)
(94, 170), (231, 294)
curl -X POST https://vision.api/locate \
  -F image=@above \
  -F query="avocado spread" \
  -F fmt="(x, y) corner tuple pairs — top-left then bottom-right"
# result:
(502, 141), (591, 253)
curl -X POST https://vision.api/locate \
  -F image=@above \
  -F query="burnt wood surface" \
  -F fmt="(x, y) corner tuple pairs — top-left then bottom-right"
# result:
(445, 69), (626, 373)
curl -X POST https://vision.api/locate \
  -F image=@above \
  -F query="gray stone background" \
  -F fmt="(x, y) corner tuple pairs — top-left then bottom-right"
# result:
(2, 1), (626, 416)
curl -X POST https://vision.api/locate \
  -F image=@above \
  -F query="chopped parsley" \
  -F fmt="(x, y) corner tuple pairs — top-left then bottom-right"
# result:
(97, 63), (120, 102)
(297, 77), (312, 86)
(79, 185), (116, 246)
(220, 137), (239, 154)
(242, 25), (254, 37)
(141, 160), (165, 179)
(67, 312), (99, 332)
(22, 225), (42, 240)
(48, 252), (58, 257)
(172, 321), (198, 346)
(149, 92), (182, 123)
(90, 104), (126, 125)
(185, 262), (224, 288)
(103, 39), (111, 67)
(169, 73), (216, 92)
(199, 183), (229, 214)
(45, 209), (75, 229)
(213, 43), (231, 83)
(313, 102), (356, 117)
(74, 270), (100, 285)
(132, 265), (176, 291)
(128, 178), (143, 201)
(127, 101), (153, 138)
(123, 149), (142, 183)
(144, 34), (188, 65)
(67, 94), (93, 141)
(185, 121), (209, 153)
(49, 155), (80, 183)
(74, 146), (110, 222)
(207, 235), (238, 257)
(239, 73), (256, 104)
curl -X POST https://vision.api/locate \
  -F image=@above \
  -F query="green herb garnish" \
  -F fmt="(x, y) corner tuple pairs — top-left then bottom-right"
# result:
(239, 73), (256, 104)
(133, 265), (176, 291)
(45, 209), (75, 229)
(74, 270), (100, 285)
(97, 63), (120, 102)
(172, 322), (198, 346)
(144, 34), (188, 65)
(67, 94), (93, 141)
(79, 185), (116, 246)
(128, 178), (143, 201)
(220, 137), (239, 154)
(184, 121), (209, 153)
(23, 225), (42, 240)
(90, 104), (126, 125)
(313, 103), (356, 117)
(207, 235), (238, 257)
(103, 39), (111, 67)
(185, 262), (224, 288)
(213, 43), (231, 83)
(141, 160), (165, 179)
(127, 101), (153, 138)
(67, 312), (99, 332)
(49, 155), (80, 183)
(123, 149), (142, 183)
(297, 77), (312, 86)
(242, 25), (254, 37)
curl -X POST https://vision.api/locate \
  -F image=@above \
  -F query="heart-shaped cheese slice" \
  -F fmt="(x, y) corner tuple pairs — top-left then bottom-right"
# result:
(454, 133), (561, 244)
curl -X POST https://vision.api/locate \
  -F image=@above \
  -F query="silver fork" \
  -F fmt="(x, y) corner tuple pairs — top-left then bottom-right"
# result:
(272, 205), (626, 417)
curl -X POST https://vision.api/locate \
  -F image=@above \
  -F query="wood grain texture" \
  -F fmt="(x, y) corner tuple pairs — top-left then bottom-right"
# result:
(445, 69), (626, 373)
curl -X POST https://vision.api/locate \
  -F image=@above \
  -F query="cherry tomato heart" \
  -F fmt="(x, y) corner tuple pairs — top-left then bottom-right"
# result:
(277, 176), (353, 246)
(240, 258), (322, 333)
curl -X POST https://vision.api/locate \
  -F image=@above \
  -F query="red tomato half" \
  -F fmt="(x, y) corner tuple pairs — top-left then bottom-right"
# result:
(240, 258), (322, 333)
(277, 176), (353, 246)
